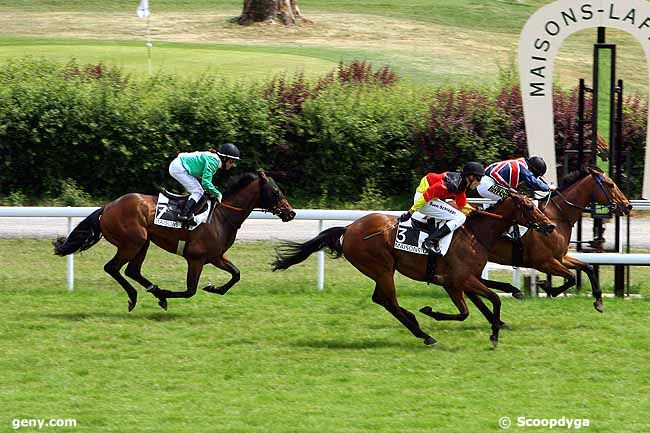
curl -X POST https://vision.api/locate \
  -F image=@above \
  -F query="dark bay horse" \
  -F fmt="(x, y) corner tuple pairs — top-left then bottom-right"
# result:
(54, 171), (295, 311)
(483, 167), (631, 312)
(273, 193), (554, 347)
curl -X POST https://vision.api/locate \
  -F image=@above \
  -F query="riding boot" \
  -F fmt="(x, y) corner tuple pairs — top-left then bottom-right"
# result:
(422, 224), (452, 254)
(176, 198), (197, 222)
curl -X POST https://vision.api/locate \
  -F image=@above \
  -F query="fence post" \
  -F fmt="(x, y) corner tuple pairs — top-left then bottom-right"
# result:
(317, 219), (324, 291)
(67, 215), (74, 291)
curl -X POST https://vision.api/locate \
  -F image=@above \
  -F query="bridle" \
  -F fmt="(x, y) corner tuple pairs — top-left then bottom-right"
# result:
(510, 195), (548, 232)
(217, 179), (290, 224)
(549, 172), (619, 219)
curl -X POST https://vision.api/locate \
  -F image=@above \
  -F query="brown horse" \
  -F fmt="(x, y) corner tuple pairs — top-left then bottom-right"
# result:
(483, 166), (632, 312)
(54, 171), (295, 311)
(273, 193), (555, 347)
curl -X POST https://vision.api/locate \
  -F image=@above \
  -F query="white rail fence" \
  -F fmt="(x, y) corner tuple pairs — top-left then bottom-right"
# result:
(2, 200), (650, 291)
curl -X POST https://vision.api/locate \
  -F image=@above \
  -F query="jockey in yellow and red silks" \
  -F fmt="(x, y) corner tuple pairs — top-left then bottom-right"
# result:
(398, 162), (484, 254)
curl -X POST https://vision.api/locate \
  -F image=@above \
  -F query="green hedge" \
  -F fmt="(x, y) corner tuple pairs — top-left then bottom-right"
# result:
(0, 58), (646, 206)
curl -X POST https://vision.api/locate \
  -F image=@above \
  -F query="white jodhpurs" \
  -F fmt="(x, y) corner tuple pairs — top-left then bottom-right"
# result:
(412, 194), (466, 231)
(169, 157), (204, 202)
(477, 176), (508, 202)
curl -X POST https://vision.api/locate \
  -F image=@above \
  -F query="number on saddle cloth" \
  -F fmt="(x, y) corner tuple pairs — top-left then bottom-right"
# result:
(394, 218), (452, 257)
(154, 192), (210, 230)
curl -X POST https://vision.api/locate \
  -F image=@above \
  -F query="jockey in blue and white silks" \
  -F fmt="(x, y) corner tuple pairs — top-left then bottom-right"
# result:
(477, 156), (551, 201)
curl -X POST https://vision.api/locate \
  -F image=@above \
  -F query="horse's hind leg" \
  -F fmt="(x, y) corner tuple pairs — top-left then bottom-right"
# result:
(202, 255), (240, 295)
(104, 249), (142, 312)
(124, 241), (157, 292)
(371, 276), (436, 345)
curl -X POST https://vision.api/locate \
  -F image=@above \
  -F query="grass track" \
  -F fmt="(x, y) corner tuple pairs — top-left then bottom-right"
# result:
(1, 240), (649, 432)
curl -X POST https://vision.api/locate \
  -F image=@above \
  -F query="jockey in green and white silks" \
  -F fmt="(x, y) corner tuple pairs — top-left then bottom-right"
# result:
(168, 143), (241, 221)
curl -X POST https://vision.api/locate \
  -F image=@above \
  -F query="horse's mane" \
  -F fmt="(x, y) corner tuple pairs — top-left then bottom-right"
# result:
(558, 166), (603, 191)
(221, 173), (259, 198)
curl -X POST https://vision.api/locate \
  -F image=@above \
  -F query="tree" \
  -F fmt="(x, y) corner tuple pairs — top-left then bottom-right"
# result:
(237, 0), (311, 26)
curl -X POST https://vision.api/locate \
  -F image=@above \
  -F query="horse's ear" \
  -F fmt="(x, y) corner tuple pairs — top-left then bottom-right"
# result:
(258, 169), (269, 183)
(587, 165), (604, 175)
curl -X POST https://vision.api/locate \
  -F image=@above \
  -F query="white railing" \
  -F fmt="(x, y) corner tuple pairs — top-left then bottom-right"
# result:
(1, 200), (649, 291)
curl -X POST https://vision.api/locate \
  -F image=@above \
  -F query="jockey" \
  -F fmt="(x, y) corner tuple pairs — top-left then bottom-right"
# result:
(168, 143), (241, 222)
(398, 161), (484, 254)
(477, 156), (551, 201)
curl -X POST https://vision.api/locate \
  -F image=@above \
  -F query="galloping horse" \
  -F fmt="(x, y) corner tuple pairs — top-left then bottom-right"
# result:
(54, 171), (295, 311)
(483, 166), (631, 312)
(273, 193), (554, 347)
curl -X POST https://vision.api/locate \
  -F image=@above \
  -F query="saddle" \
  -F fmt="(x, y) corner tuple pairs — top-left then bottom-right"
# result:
(154, 190), (211, 230)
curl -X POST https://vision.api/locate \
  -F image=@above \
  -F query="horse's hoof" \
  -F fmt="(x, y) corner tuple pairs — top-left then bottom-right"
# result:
(513, 291), (525, 300)
(423, 336), (437, 346)
(490, 335), (499, 348)
(594, 300), (604, 313)
(128, 299), (137, 312)
(202, 285), (226, 295)
(419, 306), (433, 315)
(499, 322), (508, 329)
(158, 298), (168, 311)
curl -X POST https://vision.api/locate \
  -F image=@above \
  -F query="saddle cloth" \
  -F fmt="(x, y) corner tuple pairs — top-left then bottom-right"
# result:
(394, 217), (454, 256)
(153, 193), (211, 230)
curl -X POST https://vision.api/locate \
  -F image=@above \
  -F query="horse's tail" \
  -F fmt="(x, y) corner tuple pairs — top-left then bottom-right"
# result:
(53, 208), (104, 256)
(272, 226), (347, 271)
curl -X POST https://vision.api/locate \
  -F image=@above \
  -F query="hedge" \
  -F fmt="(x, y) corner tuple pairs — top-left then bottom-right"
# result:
(0, 58), (646, 205)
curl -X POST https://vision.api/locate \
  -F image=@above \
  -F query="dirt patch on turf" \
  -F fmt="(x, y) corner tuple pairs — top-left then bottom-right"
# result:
(0, 11), (516, 58)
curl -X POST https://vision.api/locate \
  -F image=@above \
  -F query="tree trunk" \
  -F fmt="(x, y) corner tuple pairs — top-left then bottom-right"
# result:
(237, 0), (311, 25)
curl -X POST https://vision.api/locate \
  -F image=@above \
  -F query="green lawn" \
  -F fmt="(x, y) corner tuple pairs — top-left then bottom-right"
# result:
(0, 0), (647, 88)
(0, 38), (339, 80)
(1, 239), (649, 432)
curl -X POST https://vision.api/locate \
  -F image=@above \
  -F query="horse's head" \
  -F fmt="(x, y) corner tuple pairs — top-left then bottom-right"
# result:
(586, 167), (632, 216)
(508, 193), (555, 235)
(258, 171), (296, 222)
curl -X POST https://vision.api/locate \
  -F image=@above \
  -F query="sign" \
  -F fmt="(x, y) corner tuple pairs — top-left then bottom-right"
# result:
(518, 0), (650, 196)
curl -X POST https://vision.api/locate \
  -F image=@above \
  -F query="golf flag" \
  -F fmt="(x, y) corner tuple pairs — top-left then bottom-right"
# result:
(137, 0), (150, 19)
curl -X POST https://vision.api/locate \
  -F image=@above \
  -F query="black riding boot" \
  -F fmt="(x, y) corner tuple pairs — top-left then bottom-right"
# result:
(422, 224), (452, 254)
(177, 198), (197, 222)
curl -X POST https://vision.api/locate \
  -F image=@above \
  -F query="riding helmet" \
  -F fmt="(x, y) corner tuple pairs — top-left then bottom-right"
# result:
(527, 156), (547, 177)
(217, 143), (241, 161)
(461, 161), (484, 178)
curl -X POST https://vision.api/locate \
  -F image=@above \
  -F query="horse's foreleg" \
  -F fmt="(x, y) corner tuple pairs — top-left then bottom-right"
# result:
(152, 260), (204, 310)
(480, 278), (524, 299)
(419, 286), (469, 322)
(466, 292), (507, 329)
(371, 278), (436, 346)
(563, 255), (603, 313)
(536, 259), (576, 299)
(202, 255), (240, 295)
(465, 279), (502, 348)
